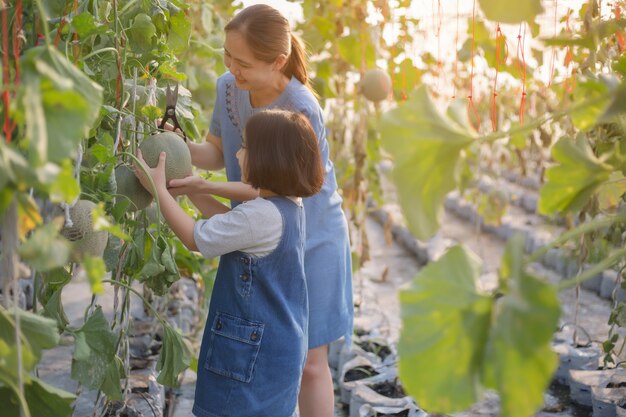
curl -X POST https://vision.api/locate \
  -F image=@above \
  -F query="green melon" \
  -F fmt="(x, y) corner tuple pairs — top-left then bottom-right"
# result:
(115, 164), (153, 211)
(60, 200), (109, 259)
(139, 131), (192, 182)
(360, 68), (392, 102)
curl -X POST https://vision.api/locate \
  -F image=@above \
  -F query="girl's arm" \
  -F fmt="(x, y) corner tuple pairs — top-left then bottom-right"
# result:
(134, 150), (210, 252)
(186, 193), (231, 218)
(168, 176), (260, 202)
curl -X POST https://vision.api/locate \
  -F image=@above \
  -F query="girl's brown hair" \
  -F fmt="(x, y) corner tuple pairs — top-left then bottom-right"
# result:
(225, 4), (314, 95)
(243, 110), (324, 197)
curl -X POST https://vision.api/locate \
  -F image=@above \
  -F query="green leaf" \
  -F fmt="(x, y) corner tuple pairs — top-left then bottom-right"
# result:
(100, 356), (124, 401)
(0, 375), (75, 417)
(23, 377), (75, 417)
(483, 235), (560, 417)
(70, 306), (117, 389)
(18, 221), (71, 272)
(570, 81), (611, 131)
(478, 0), (543, 24)
(168, 11), (192, 54)
(0, 307), (59, 363)
(379, 86), (474, 240)
(597, 172), (626, 210)
(41, 288), (70, 330)
(156, 323), (191, 387)
(398, 246), (492, 412)
(18, 47), (103, 165)
(128, 13), (157, 53)
(48, 159), (80, 204)
(539, 136), (612, 214)
(337, 34), (376, 69)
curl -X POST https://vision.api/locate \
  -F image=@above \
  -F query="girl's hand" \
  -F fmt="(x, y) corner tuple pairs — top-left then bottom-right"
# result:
(167, 175), (209, 196)
(134, 150), (167, 196)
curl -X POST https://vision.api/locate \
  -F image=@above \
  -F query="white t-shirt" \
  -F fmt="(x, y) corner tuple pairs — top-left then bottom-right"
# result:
(193, 197), (301, 259)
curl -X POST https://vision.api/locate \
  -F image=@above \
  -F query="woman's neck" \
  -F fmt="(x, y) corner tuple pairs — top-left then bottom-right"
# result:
(249, 73), (290, 108)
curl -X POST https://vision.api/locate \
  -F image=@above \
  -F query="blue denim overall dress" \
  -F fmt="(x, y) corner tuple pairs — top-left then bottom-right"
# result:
(193, 197), (308, 417)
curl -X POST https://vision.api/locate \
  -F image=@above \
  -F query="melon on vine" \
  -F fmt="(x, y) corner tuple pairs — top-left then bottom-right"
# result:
(60, 199), (108, 259)
(359, 68), (392, 102)
(115, 164), (153, 211)
(139, 131), (192, 182)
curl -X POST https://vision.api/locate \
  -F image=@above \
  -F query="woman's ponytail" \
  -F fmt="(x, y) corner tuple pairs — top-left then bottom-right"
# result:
(284, 34), (315, 95)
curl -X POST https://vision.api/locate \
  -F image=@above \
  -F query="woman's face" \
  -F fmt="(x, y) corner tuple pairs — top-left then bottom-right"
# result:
(224, 31), (275, 91)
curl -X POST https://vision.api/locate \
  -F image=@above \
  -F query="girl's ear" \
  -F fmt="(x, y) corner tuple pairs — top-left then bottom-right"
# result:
(274, 54), (288, 71)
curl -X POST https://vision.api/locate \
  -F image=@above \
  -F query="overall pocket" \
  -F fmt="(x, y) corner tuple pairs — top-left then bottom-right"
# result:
(204, 312), (264, 383)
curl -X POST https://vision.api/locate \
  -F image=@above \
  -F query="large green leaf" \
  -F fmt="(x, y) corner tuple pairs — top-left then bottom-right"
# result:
(156, 323), (191, 387)
(168, 11), (192, 54)
(379, 86), (474, 240)
(70, 306), (117, 390)
(399, 239), (562, 417)
(539, 135), (612, 215)
(18, 46), (103, 165)
(18, 222), (71, 272)
(478, 0), (543, 24)
(398, 246), (492, 412)
(483, 235), (560, 417)
(0, 375), (75, 417)
(570, 81), (611, 131)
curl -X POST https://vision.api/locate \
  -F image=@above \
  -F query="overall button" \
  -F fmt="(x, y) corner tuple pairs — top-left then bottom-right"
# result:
(240, 273), (249, 282)
(216, 320), (222, 330)
(250, 331), (258, 341)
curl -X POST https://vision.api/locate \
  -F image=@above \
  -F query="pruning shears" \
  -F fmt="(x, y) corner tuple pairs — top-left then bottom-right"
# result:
(159, 83), (187, 142)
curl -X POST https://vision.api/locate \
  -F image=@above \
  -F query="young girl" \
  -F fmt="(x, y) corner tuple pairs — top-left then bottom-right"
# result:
(134, 110), (324, 417)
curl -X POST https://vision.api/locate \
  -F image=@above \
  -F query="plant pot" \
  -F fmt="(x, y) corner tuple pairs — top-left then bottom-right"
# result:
(339, 355), (391, 405)
(552, 341), (602, 385)
(329, 337), (346, 371)
(569, 368), (626, 407)
(349, 373), (414, 417)
(616, 403), (626, 417)
(337, 336), (382, 377)
(591, 370), (626, 417)
(358, 403), (427, 417)
(355, 336), (396, 366)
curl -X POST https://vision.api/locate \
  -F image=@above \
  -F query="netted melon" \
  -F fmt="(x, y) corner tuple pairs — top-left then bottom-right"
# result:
(359, 68), (392, 102)
(60, 200), (109, 259)
(139, 131), (192, 182)
(115, 164), (153, 211)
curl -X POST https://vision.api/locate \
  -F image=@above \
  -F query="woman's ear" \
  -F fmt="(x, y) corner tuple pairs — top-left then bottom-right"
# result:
(274, 54), (288, 71)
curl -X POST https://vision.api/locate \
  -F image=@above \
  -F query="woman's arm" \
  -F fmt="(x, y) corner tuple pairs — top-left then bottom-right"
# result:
(188, 133), (225, 170)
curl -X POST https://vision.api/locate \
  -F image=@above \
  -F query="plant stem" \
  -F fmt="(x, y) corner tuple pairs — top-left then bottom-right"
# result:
(527, 211), (626, 263)
(557, 247), (626, 290)
(101, 279), (166, 326)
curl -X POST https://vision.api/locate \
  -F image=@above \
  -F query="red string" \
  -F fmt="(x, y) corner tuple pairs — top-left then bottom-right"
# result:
(491, 24), (508, 132)
(616, 4), (625, 53)
(516, 23), (527, 125)
(13, 0), (22, 84)
(467, 0), (480, 132)
(564, 10), (577, 94)
(53, 3), (73, 47)
(436, 0), (443, 92)
(548, 0), (558, 86)
(2, 2), (11, 142)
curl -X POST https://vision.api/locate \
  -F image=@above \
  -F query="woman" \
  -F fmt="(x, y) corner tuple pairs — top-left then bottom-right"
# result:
(170, 5), (353, 416)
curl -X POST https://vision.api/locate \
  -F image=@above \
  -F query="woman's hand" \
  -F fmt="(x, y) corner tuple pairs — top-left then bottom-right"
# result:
(167, 175), (210, 197)
(133, 150), (167, 196)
